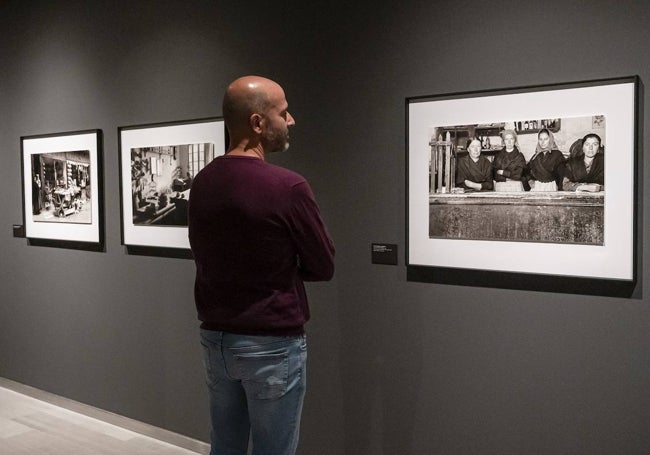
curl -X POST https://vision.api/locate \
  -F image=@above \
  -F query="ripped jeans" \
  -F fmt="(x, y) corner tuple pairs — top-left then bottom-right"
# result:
(200, 329), (307, 455)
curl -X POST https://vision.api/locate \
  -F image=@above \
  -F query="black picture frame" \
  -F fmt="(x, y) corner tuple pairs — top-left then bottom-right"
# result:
(21, 129), (104, 251)
(406, 76), (641, 296)
(118, 117), (226, 258)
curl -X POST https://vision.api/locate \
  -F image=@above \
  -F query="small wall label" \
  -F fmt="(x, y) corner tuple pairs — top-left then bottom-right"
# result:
(13, 224), (26, 238)
(371, 243), (398, 265)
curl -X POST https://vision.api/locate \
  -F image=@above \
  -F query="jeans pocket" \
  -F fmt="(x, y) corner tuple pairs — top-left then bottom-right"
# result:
(200, 341), (221, 388)
(233, 349), (289, 400)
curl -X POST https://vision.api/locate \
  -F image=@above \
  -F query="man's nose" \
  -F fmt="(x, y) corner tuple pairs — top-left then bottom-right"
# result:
(287, 112), (295, 126)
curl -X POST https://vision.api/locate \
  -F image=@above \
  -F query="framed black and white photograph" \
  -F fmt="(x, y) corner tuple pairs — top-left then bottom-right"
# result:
(406, 77), (639, 295)
(21, 129), (104, 250)
(119, 117), (226, 255)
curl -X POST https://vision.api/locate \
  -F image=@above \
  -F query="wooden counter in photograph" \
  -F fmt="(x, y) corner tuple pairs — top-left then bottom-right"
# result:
(429, 191), (604, 245)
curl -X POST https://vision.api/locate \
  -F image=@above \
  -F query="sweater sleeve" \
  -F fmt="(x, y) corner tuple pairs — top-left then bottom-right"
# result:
(288, 181), (335, 281)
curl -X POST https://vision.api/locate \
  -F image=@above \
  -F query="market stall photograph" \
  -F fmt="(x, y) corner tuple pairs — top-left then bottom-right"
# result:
(30, 150), (92, 224)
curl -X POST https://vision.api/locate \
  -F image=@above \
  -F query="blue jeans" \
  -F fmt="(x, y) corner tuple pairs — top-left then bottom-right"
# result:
(200, 329), (307, 455)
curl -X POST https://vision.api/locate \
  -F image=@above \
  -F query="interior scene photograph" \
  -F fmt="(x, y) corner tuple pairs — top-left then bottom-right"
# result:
(2, 1), (649, 454)
(130, 143), (214, 227)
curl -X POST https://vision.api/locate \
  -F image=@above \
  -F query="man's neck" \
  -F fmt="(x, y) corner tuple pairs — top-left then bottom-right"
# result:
(227, 143), (265, 160)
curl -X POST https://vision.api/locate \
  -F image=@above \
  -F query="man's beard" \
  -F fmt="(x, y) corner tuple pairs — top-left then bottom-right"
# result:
(263, 127), (290, 153)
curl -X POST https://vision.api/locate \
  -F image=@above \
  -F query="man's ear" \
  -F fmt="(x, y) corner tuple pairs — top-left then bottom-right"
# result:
(250, 113), (263, 134)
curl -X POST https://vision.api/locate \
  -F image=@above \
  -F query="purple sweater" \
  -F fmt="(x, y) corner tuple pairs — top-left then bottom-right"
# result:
(188, 155), (335, 336)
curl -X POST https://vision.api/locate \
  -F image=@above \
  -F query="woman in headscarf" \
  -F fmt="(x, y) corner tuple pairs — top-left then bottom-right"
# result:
(493, 129), (526, 191)
(526, 128), (565, 191)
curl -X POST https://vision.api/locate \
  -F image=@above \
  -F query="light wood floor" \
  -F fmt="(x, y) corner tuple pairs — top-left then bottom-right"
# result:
(0, 385), (206, 454)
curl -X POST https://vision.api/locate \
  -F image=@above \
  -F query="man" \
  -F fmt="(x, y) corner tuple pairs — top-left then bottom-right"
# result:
(188, 76), (335, 455)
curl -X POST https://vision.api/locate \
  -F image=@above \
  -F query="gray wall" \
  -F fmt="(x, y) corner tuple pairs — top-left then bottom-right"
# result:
(1, 1), (649, 454)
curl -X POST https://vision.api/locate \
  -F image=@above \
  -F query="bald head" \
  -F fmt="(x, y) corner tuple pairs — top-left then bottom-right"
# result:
(222, 76), (295, 156)
(223, 76), (282, 132)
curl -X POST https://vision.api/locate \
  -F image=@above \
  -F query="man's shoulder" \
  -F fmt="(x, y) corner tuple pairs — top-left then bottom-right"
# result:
(263, 161), (307, 187)
(194, 156), (307, 189)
